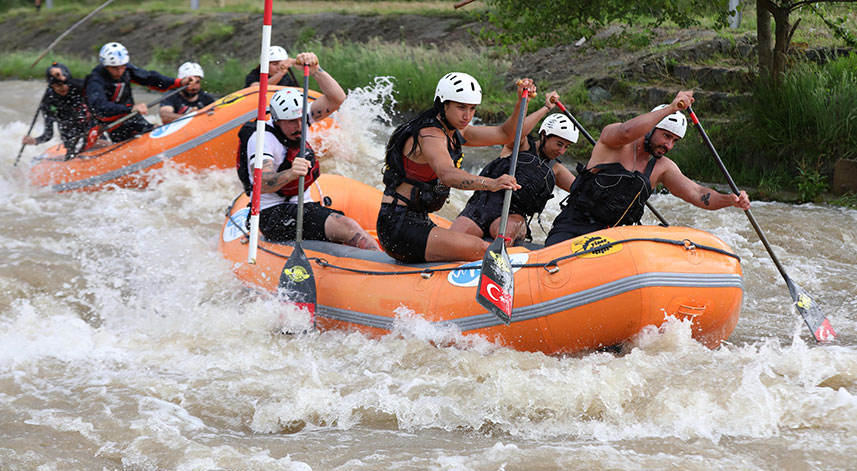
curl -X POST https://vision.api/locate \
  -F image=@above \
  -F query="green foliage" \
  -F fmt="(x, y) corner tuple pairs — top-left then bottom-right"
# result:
(795, 159), (830, 203)
(299, 38), (510, 117)
(481, 0), (730, 51)
(190, 22), (234, 46)
(296, 26), (318, 46)
(830, 192), (857, 208)
(750, 55), (857, 166)
(152, 45), (182, 65)
(0, 52), (93, 80)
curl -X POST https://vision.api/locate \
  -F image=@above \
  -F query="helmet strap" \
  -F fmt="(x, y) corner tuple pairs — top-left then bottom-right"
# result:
(537, 134), (550, 161)
(643, 129), (656, 157)
(436, 99), (456, 133)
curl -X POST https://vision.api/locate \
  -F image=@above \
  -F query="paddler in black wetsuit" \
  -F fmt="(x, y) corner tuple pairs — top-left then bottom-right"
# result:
(451, 90), (579, 245)
(377, 73), (535, 263)
(546, 90), (751, 246)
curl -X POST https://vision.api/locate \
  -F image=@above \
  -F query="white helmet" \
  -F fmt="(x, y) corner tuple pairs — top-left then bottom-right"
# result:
(539, 114), (579, 143)
(177, 62), (204, 80)
(99, 42), (129, 66)
(651, 104), (687, 138)
(434, 72), (482, 105)
(269, 88), (304, 121)
(268, 46), (289, 62)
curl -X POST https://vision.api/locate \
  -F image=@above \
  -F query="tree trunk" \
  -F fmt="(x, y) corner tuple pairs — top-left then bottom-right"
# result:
(757, 0), (774, 75)
(770, 4), (792, 76)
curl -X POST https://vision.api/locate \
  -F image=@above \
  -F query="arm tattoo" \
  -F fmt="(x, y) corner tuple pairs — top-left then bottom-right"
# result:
(701, 192), (711, 206)
(456, 179), (475, 189)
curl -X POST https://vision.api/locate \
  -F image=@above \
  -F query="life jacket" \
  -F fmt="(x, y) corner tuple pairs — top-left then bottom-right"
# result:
(382, 108), (464, 213)
(478, 135), (556, 216)
(561, 157), (658, 228)
(235, 120), (320, 197)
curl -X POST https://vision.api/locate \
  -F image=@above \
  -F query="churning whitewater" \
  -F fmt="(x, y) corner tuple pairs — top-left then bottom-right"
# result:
(1, 79), (856, 470)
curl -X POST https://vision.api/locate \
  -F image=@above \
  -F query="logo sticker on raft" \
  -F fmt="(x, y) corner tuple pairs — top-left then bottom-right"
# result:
(223, 208), (249, 242)
(447, 253), (528, 287)
(151, 114), (193, 139)
(213, 92), (247, 108)
(571, 235), (623, 258)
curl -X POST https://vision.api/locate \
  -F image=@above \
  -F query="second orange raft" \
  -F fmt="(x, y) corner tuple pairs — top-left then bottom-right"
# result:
(28, 86), (334, 192)
(219, 174), (744, 354)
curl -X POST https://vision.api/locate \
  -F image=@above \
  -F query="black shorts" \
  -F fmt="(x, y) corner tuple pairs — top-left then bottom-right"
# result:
(545, 207), (605, 246)
(259, 202), (344, 243)
(107, 115), (154, 143)
(457, 191), (515, 236)
(376, 203), (436, 263)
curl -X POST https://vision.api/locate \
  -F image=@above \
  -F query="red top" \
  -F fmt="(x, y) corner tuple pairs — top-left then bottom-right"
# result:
(403, 157), (437, 182)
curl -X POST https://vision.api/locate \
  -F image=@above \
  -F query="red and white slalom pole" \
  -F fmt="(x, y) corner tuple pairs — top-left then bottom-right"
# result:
(247, 0), (273, 264)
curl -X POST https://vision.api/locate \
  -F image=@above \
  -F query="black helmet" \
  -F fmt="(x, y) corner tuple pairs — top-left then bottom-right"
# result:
(46, 62), (71, 84)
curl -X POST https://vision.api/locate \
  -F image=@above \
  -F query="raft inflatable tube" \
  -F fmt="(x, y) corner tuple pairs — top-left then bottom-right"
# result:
(219, 174), (743, 354)
(29, 86), (335, 192)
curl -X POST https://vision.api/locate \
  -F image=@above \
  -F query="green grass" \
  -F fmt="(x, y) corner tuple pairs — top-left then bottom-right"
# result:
(296, 38), (512, 118)
(0, 1), (482, 18)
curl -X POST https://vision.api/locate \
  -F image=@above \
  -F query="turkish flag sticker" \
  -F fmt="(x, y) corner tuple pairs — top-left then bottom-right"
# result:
(479, 274), (512, 315)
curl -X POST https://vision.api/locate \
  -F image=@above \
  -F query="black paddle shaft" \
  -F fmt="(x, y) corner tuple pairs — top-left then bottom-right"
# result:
(13, 88), (49, 167)
(498, 90), (530, 235)
(688, 105), (835, 342)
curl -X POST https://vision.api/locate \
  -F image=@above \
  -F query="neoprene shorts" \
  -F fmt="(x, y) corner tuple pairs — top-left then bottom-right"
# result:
(376, 202), (436, 263)
(259, 202), (344, 243)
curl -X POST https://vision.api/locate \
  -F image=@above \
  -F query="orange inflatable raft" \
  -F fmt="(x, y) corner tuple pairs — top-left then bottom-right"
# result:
(219, 174), (743, 354)
(28, 86), (334, 192)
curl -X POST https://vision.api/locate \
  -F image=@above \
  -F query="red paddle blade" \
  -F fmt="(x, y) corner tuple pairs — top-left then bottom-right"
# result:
(476, 237), (514, 325)
(84, 126), (100, 150)
(786, 277), (836, 342)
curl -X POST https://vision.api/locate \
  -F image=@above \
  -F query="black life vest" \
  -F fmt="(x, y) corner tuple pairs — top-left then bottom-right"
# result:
(561, 157), (658, 228)
(235, 120), (320, 197)
(382, 108), (464, 212)
(478, 135), (556, 216)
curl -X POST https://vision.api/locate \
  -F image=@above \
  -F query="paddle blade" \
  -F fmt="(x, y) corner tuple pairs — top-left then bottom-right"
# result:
(476, 237), (514, 325)
(84, 126), (100, 150)
(786, 276), (836, 342)
(277, 243), (317, 323)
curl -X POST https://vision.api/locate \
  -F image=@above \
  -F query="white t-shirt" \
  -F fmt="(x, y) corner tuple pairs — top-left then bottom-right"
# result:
(246, 118), (315, 211)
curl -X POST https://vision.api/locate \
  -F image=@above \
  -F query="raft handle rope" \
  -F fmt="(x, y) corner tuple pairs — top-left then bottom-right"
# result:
(225, 196), (740, 277)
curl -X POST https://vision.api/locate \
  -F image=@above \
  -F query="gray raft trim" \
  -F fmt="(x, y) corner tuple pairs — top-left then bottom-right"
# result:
(315, 271), (743, 332)
(52, 110), (256, 192)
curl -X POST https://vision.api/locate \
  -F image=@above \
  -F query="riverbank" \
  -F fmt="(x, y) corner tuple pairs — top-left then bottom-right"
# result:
(1, 6), (854, 206)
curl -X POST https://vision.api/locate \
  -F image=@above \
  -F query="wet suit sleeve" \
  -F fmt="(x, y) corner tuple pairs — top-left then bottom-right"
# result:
(33, 103), (55, 144)
(85, 70), (133, 120)
(126, 63), (182, 91)
(245, 69), (260, 87)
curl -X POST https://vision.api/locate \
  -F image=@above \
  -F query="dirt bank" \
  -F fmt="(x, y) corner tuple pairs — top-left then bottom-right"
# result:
(0, 10), (729, 92)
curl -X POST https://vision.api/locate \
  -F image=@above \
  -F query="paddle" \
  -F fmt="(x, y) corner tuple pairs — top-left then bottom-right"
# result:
(551, 97), (670, 227)
(687, 106), (836, 343)
(29, 0), (116, 69)
(477, 88), (529, 325)
(277, 64), (317, 324)
(246, 0), (273, 265)
(13, 88), (49, 167)
(80, 84), (188, 151)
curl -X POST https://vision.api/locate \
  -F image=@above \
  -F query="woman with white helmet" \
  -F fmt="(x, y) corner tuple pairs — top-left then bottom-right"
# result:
(159, 62), (215, 124)
(546, 90), (750, 245)
(85, 42), (190, 142)
(452, 90), (580, 244)
(245, 45), (299, 88)
(377, 72), (536, 263)
(238, 52), (380, 250)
